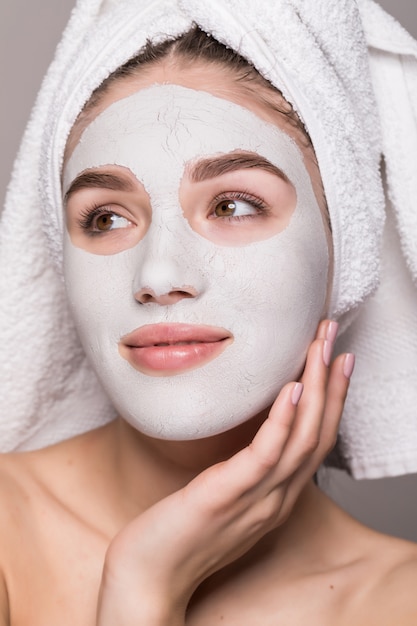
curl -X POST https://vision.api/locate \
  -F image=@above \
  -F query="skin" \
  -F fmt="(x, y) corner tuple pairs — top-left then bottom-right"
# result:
(0, 61), (417, 625)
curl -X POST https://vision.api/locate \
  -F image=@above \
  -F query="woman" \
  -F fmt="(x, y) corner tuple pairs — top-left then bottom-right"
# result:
(1, 1), (417, 624)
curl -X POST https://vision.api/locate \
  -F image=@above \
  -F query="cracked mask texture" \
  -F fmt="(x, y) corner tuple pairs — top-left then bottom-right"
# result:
(63, 85), (329, 440)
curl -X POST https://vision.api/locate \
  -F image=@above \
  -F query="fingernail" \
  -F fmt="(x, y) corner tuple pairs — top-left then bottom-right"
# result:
(326, 320), (339, 344)
(291, 382), (304, 406)
(323, 340), (333, 367)
(343, 353), (355, 379)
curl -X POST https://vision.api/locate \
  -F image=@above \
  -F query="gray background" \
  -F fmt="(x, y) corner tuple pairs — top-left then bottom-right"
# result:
(1, 2), (417, 541)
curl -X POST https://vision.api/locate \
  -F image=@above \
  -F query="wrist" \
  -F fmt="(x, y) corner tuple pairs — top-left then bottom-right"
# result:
(97, 600), (185, 626)
(97, 562), (187, 626)
(97, 590), (186, 626)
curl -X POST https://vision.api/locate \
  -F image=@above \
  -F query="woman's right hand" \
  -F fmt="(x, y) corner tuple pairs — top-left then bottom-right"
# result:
(96, 319), (354, 625)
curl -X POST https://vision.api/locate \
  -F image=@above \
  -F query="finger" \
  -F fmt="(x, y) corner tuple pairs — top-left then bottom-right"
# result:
(294, 320), (340, 438)
(319, 351), (354, 449)
(242, 319), (338, 485)
(315, 318), (338, 343)
(189, 381), (302, 510)
(245, 381), (304, 472)
(274, 335), (333, 477)
(246, 320), (337, 480)
(288, 351), (355, 493)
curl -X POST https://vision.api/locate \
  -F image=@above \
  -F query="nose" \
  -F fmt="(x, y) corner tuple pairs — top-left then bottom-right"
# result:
(132, 220), (205, 306)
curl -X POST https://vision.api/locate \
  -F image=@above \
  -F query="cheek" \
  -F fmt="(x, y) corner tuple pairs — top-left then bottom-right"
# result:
(223, 232), (328, 388)
(63, 235), (135, 343)
(224, 236), (327, 329)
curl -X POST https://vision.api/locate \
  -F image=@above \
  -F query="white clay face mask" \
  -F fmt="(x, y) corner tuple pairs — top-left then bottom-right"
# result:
(63, 84), (329, 440)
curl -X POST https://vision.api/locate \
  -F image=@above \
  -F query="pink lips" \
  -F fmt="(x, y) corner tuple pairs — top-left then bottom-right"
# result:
(119, 323), (233, 375)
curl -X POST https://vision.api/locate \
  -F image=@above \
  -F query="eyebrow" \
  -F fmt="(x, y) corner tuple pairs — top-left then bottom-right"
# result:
(64, 151), (288, 202)
(64, 171), (136, 203)
(189, 151), (289, 183)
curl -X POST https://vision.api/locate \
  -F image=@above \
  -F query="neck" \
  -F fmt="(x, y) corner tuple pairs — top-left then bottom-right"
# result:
(108, 410), (269, 510)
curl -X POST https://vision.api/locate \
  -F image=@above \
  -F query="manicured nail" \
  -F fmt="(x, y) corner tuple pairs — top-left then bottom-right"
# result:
(291, 382), (304, 406)
(343, 353), (355, 379)
(326, 320), (339, 344)
(323, 340), (333, 366)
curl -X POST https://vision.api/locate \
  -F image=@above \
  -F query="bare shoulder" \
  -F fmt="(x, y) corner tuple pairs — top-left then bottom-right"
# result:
(315, 493), (417, 626)
(0, 431), (108, 626)
(354, 531), (417, 625)
(0, 474), (9, 626)
(375, 536), (417, 619)
(0, 429), (103, 546)
(0, 453), (35, 626)
(0, 574), (8, 626)
(0, 444), (60, 503)
(0, 450), (48, 543)
(0, 452), (33, 519)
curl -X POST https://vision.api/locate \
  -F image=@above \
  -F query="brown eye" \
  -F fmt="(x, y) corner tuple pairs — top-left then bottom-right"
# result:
(214, 200), (237, 217)
(213, 198), (259, 219)
(91, 212), (132, 232)
(96, 213), (114, 231)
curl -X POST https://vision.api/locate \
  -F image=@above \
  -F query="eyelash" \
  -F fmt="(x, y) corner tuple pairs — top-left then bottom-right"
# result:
(77, 204), (125, 236)
(210, 191), (270, 222)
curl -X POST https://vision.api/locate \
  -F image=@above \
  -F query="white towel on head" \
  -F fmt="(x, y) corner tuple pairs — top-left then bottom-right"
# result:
(0, 0), (416, 478)
(330, 0), (417, 478)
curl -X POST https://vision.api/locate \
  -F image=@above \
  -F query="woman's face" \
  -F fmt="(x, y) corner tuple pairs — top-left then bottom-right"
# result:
(63, 63), (330, 440)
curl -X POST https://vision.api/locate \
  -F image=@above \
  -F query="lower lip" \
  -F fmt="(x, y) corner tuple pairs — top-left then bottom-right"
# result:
(123, 339), (231, 376)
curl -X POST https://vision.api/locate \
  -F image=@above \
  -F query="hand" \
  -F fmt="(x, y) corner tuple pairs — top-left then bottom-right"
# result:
(97, 320), (354, 625)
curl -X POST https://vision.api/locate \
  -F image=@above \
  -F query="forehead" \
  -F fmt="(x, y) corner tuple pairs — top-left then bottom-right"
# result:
(64, 60), (310, 164)
(63, 84), (307, 195)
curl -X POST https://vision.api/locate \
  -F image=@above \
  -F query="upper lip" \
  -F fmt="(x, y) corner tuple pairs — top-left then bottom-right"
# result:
(121, 323), (233, 348)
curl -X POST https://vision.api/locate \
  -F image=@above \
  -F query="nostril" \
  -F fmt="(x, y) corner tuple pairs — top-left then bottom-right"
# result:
(140, 293), (155, 304)
(177, 290), (194, 299)
(135, 286), (199, 305)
